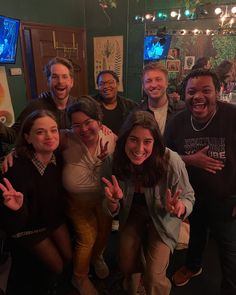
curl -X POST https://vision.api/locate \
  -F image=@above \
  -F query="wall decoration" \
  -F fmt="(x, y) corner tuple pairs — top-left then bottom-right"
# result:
(166, 59), (181, 72)
(184, 56), (195, 70)
(0, 66), (15, 126)
(94, 35), (123, 91)
(168, 48), (180, 59)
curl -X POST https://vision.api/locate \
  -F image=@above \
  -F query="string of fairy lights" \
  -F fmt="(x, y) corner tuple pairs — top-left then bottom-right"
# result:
(134, 3), (236, 35)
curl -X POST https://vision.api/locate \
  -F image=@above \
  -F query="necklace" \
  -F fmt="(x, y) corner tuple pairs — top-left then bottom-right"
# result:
(190, 109), (217, 132)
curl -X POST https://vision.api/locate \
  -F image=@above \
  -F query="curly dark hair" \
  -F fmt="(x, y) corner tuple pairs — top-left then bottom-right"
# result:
(112, 111), (169, 187)
(180, 68), (221, 100)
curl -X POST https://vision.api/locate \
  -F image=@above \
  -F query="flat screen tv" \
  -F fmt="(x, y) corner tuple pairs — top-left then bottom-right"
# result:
(0, 15), (20, 64)
(144, 35), (172, 61)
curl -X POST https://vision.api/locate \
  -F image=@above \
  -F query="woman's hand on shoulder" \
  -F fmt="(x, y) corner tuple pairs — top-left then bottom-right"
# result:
(97, 139), (109, 161)
(101, 124), (112, 135)
(0, 178), (23, 211)
(2, 150), (15, 173)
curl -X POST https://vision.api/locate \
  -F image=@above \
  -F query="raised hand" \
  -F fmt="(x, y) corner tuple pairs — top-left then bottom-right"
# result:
(97, 139), (109, 161)
(0, 178), (23, 211)
(102, 175), (123, 207)
(165, 189), (185, 218)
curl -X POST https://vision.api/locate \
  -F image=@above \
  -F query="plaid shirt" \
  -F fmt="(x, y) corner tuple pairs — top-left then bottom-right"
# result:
(32, 153), (56, 175)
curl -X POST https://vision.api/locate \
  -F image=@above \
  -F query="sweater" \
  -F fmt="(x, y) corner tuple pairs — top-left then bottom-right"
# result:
(0, 154), (65, 244)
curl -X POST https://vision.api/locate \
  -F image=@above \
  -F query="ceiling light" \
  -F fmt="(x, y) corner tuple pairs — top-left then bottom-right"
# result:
(199, 9), (208, 16)
(145, 13), (154, 20)
(170, 11), (178, 18)
(134, 15), (144, 22)
(231, 7), (236, 14)
(184, 9), (192, 17)
(215, 7), (222, 15)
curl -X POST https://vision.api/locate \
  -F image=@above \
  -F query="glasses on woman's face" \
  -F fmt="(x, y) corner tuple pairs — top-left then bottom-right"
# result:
(71, 119), (94, 130)
(98, 79), (116, 88)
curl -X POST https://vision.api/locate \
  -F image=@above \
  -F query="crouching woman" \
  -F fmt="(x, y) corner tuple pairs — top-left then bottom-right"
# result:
(102, 111), (195, 295)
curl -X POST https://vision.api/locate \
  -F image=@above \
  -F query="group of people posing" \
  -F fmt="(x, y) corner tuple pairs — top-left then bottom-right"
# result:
(0, 56), (236, 295)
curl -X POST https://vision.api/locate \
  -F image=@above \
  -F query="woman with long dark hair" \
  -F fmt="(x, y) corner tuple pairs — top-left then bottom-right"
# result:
(102, 111), (195, 295)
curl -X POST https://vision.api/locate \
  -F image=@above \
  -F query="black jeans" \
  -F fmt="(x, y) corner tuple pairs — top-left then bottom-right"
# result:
(186, 197), (236, 295)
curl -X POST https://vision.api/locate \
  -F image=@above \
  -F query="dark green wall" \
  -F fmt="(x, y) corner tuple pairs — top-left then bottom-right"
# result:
(3, 0), (234, 117)
(1, 0), (145, 117)
(1, 0), (86, 117)
(85, 0), (145, 102)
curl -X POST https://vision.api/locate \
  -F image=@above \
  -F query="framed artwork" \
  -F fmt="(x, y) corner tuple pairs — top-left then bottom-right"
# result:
(0, 66), (15, 126)
(93, 35), (123, 91)
(168, 48), (180, 59)
(166, 59), (181, 72)
(184, 56), (195, 70)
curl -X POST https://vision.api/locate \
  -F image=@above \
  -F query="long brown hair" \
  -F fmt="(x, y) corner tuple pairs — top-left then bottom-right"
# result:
(112, 111), (168, 187)
(15, 110), (58, 159)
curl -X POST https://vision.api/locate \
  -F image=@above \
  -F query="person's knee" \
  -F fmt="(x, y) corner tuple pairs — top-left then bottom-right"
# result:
(52, 257), (64, 274)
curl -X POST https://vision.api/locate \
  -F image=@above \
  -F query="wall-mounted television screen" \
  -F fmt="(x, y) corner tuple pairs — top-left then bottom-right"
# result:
(144, 35), (172, 61)
(0, 15), (20, 64)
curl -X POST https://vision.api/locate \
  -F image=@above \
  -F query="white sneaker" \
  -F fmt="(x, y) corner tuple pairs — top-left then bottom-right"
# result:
(93, 255), (110, 279)
(71, 276), (98, 295)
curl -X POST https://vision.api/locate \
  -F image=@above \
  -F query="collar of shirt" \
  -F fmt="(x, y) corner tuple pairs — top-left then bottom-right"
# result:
(31, 153), (57, 175)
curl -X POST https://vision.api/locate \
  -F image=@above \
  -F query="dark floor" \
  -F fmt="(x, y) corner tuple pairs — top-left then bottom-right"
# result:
(5, 231), (221, 295)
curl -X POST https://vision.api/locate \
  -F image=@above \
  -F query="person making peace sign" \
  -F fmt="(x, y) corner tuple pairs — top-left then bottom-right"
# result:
(102, 111), (195, 295)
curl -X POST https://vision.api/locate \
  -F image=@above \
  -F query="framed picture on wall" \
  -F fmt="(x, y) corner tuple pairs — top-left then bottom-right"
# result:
(184, 56), (195, 70)
(166, 59), (180, 72)
(168, 48), (180, 59)
(93, 35), (124, 92)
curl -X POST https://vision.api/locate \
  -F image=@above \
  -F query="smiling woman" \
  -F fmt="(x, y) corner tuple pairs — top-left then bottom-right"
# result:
(102, 110), (195, 295)
(60, 96), (117, 295)
(0, 109), (72, 294)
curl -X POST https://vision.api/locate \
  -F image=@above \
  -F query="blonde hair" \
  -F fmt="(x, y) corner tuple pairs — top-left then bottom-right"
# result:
(142, 62), (168, 82)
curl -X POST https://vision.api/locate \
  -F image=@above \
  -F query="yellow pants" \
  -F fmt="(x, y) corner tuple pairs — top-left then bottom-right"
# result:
(67, 197), (112, 279)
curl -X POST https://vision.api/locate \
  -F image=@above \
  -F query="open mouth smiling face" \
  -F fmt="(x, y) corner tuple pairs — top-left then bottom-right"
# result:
(185, 76), (218, 123)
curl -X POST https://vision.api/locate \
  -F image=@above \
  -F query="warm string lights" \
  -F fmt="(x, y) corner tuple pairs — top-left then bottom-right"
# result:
(134, 3), (236, 35)
(147, 28), (236, 36)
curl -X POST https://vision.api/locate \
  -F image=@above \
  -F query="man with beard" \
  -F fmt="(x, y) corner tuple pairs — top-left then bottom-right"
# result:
(165, 69), (236, 295)
(0, 57), (76, 143)
(138, 62), (177, 135)
(94, 70), (137, 135)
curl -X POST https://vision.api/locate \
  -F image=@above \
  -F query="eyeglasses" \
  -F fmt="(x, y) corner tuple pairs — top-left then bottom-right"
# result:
(98, 79), (116, 88)
(71, 119), (94, 130)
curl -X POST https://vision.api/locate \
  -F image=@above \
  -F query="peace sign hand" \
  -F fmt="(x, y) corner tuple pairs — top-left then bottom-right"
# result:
(0, 178), (24, 211)
(97, 139), (109, 161)
(102, 175), (123, 211)
(165, 188), (186, 218)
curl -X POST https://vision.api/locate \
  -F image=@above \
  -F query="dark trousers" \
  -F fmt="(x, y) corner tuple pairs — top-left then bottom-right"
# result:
(186, 197), (236, 295)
